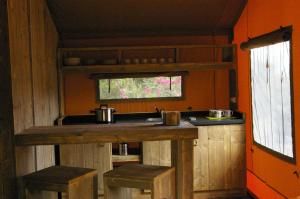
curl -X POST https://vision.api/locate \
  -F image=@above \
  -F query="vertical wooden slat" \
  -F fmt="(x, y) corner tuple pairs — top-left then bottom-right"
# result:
(224, 126), (232, 189)
(7, 0), (59, 198)
(230, 125), (246, 189)
(208, 126), (225, 190)
(7, 0), (36, 178)
(143, 141), (171, 166)
(0, 0), (17, 198)
(193, 127), (209, 191)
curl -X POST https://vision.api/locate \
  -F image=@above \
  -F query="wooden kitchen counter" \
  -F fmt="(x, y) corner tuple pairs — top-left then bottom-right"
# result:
(15, 121), (197, 199)
(15, 121), (197, 146)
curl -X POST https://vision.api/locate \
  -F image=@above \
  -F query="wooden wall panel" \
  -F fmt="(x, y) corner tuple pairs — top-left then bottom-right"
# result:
(29, 0), (58, 174)
(45, 6), (59, 123)
(0, 0), (17, 197)
(7, 0), (36, 177)
(7, 0), (59, 198)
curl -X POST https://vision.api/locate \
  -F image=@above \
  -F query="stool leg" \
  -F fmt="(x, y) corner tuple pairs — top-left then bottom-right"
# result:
(67, 174), (98, 199)
(152, 169), (175, 199)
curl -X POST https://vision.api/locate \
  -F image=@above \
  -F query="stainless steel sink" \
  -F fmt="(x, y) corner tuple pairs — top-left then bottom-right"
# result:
(145, 118), (162, 122)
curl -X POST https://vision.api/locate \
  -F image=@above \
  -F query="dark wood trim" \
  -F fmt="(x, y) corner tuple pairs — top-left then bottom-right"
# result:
(240, 26), (292, 50)
(62, 62), (235, 74)
(232, 0), (248, 27)
(89, 71), (189, 80)
(60, 44), (235, 52)
(0, 0), (17, 198)
(60, 29), (231, 40)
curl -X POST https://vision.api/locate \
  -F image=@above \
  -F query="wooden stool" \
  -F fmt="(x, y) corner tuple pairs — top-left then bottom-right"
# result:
(103, 164), (175, 199)
(22, 166), (98, 199)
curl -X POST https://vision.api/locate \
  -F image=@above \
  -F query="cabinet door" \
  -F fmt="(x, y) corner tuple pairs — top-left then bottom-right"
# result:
(60, 143), (112, 196)
(143, 141), (171, 166)
(194, 125), (245, 192)
(208, 125), (227, 190)
(229, 125), (246, 189)
(193, 127), (209, 191)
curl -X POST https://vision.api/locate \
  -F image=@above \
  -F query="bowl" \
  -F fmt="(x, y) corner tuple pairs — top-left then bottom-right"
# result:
(63, 57), (81, 66)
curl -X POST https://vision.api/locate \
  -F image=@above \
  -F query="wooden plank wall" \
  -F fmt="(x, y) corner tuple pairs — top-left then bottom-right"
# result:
(7, 0), (59, 197)
(0, 0), (17, 198)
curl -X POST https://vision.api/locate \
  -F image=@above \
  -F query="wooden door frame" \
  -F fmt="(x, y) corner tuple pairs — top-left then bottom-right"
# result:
(0, 0), (17, 198)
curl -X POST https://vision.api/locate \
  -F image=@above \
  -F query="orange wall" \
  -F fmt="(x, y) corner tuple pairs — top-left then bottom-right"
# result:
(63, 35), (230, 115)
(234, 0), (300, 198)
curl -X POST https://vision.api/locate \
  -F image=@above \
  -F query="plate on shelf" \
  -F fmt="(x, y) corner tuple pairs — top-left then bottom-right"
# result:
(206, 116), (237, 121)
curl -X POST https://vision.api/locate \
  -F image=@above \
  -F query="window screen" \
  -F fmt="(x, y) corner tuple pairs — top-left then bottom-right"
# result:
(250, 41), (294, 159)
(98, 76), (183, 100)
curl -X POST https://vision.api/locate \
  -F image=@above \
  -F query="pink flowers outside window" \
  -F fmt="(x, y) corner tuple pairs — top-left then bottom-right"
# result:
(98, 76), (182, 100)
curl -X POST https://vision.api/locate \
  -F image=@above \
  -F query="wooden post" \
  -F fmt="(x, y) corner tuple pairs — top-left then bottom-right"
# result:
(0, 0), (17, 198)
(171, 140), (194, 199)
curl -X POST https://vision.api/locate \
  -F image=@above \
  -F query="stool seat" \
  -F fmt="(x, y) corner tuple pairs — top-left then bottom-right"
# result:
(104, 164), (175, 199)
(23, 166), (98, 199)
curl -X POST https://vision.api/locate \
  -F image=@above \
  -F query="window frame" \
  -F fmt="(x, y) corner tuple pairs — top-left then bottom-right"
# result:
(248, 28), (296, 163)
(95, 74), (186, 103)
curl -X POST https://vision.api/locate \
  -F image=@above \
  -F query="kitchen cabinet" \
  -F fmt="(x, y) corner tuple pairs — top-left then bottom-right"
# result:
(194, 125), (245, 192)
(143, 124), (245, 194)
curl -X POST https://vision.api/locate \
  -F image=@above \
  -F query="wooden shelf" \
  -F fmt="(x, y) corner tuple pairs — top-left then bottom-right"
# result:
(62, 62), (235, 74)
(112, 155), (140, 163)
(59, 44), (237, 74)
(60, 44), (235, 52)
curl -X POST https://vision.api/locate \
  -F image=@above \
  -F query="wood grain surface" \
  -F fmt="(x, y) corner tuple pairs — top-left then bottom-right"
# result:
(15, 122), (198, 146)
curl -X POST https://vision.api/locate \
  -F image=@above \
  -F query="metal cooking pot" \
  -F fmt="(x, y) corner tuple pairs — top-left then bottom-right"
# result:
(91, 104), (116, 123)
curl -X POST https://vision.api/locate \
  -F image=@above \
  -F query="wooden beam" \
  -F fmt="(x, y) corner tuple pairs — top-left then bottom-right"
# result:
(60, 29), (231, 40)
(0, 0), (17, 198)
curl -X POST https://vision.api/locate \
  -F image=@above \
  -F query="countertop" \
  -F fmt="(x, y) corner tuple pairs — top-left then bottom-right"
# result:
(15, 111), (244, 146)
(15, 121), (198, 146)
(60, 111), (245, 126)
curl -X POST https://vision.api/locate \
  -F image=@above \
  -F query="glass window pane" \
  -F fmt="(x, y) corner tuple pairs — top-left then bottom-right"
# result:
(98, 76), (182, 100)
(250, 41), (294, 158)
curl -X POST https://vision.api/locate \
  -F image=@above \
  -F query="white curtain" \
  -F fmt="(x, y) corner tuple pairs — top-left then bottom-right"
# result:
(250, 41), (293, 158)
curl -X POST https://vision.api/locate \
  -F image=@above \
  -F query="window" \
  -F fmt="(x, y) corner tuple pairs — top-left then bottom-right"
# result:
(97, 75), (183, 100)
(250, 40), (294, 159)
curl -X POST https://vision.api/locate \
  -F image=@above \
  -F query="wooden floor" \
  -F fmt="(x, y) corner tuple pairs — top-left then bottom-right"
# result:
(96, 189), (253, 199)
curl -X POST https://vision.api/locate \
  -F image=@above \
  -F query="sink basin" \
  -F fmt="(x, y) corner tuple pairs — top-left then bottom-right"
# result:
(145, 118), (162, 122)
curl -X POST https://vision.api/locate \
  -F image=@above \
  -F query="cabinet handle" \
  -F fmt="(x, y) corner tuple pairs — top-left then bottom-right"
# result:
(193, 140), (198, 146)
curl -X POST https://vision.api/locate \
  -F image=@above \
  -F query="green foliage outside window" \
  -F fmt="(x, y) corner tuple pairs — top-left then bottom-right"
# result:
(98, 76), (182, 100)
